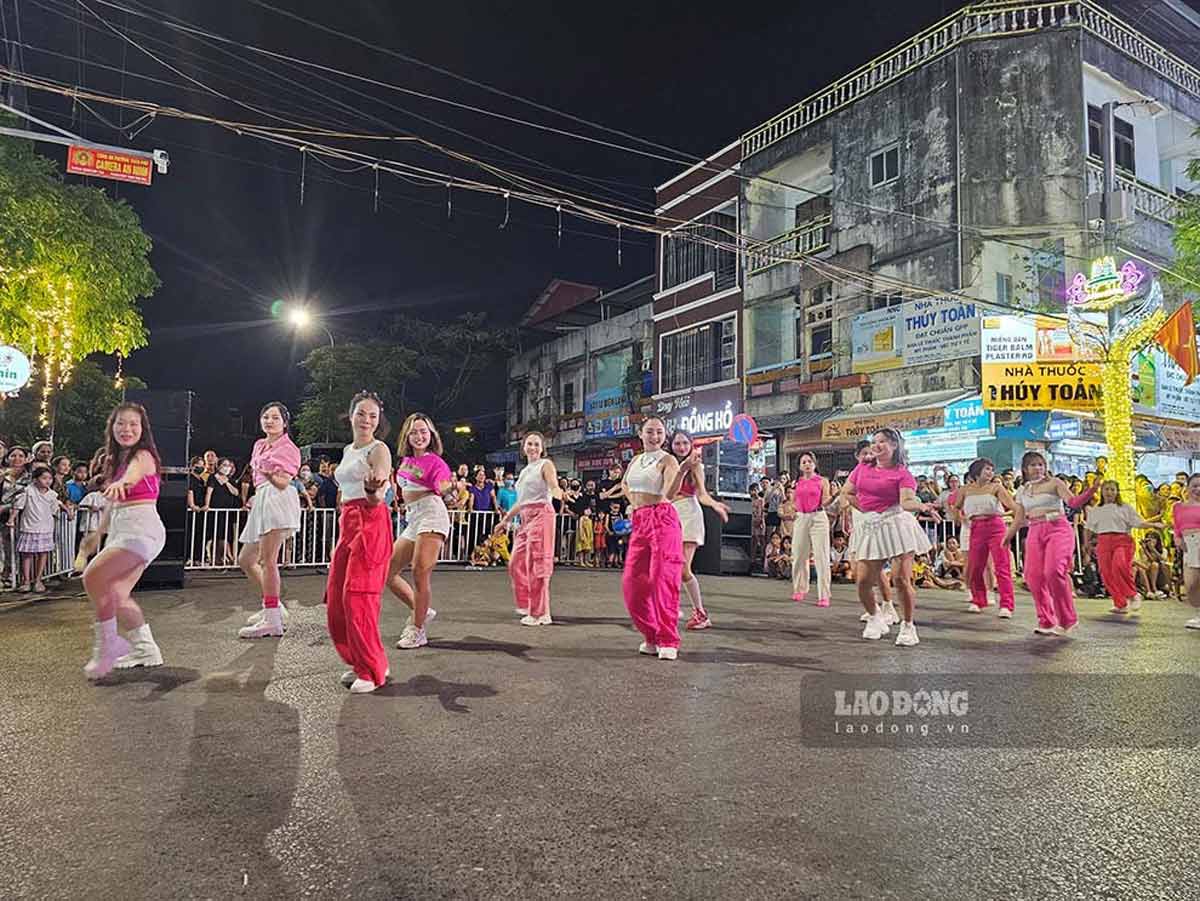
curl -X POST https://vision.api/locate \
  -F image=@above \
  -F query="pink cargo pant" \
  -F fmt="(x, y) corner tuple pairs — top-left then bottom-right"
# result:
(1024, 517), (1078, 629)
(967, 514), (1014, 611)
(509, 503), (555, 617)
(622, 502), (685, 650)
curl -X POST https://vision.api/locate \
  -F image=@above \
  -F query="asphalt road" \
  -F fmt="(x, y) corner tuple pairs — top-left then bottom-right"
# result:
(1, 568), (1197, 900)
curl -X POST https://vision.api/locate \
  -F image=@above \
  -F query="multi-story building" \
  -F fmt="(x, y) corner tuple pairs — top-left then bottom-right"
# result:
(505, 275), (655, 479)
(731, 0), (1199, 478)
(653, 142), (753, 495)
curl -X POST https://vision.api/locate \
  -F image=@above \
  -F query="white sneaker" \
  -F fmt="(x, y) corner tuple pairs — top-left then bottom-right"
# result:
(1053, 624), (1077, 638)
(341, 671), (357, 687)
(894, 622), (919, 647)
(1129, 597), (1143, 613)
(113, 624), (163, 669)
(638, 641), (658, 655)
(881, 602), (899, 626)
(1110, 606), (1127, 614)
(859, 611), (871, 622)
(1033, 625), (1058, 635)
(998, 608), (1013, 619)
(965, 603), (982, 614)
(349, 678), (377, 694)
(239, 607), (284, 639)
(83, 624), (131, 680)
(862, 613), (889, 641)
(1184, 616), (1200, 630)
(404, 608), (437, 629)
(520, 614), (553, 626)
(396, 624), (427, 649)
(657, 646), (678, 661)
(246, 604), (290, 627)
(514, 607), (529, 617)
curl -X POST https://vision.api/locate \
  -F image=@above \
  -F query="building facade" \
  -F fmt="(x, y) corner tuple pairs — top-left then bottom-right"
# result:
(730, 0), (1200, 478)
(506, 276), (655, 480)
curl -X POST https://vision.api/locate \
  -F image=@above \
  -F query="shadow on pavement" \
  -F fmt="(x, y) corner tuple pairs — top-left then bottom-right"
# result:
(91, 665), (200, 697)
(372, 673), (499, 713)
(428, 636), (534, 660)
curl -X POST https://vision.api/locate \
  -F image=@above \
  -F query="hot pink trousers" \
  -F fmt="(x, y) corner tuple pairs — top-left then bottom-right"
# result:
(967, 515), (1015, 610)
(326, 500), (393, 685)
(1024, 518), (1078, 629)
(622, 503), (685, 650)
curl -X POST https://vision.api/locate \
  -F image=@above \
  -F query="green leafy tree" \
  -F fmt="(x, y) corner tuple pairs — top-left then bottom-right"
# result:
(0, 128), (158, 407)
(1172, 138), (1200, 305)
(0, 358), (145, 458)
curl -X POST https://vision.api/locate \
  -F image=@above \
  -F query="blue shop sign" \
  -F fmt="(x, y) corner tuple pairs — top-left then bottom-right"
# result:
(909, 397), (991, 438)
(1046, 414), (1081, 441)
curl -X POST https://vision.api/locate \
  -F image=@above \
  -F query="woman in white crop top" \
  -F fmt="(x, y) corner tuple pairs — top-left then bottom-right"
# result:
(1084, 480), (1161, 614)
(952, 458), (1016, 616)
(325, 392), (394, 693)
(1005, 451), (1080, 636)
(620, 417), (689, 661)
(493, 432), (562, 625)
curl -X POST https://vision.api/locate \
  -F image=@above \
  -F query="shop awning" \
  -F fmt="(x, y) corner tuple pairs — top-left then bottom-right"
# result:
(819, 390), (976, 442)
(754, 408), (842, 432)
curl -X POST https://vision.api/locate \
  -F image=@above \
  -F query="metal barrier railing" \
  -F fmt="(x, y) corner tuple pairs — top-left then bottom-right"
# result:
(3, 510), (79, 589)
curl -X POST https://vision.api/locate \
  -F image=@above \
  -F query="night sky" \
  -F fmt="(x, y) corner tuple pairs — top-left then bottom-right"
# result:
(9, 0), (1183, 435)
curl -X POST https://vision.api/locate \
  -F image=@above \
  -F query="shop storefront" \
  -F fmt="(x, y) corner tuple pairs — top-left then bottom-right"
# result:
(574, 439), (641, 481)
(904, 396), (994, 477)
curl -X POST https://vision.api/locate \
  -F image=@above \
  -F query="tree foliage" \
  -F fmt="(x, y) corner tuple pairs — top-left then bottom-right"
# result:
(1173, 146), (1200, 302)
(0, 129), (159, 362)
(293, 313), (516, 446)
(0, 358), (145, 458)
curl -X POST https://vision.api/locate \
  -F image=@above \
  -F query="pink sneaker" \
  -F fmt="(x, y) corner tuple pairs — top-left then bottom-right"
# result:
(685, 611), (712, 630)
(792, 593), (806, 603)
(816, 598), (830, 608)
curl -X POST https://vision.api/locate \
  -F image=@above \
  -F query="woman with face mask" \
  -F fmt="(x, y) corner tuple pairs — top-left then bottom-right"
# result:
(497, 473), (518, 515)
(205, 457), (242, 567)
(493, 432), (563, 625)
(236, 402), (302, 639)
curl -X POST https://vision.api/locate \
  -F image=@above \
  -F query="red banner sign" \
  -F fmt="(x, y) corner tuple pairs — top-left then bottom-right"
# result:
(66, 145), (153, 185)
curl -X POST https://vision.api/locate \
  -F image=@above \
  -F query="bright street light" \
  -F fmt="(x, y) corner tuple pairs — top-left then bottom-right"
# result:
(454, 425), (472, 434)
(287, 307), (312, 328)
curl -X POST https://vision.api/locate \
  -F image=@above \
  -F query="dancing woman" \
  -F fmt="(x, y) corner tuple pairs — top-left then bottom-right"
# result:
(492, 431), (562, 626)
(1175, 474), (1200, 631)
(78, 403), (166, 679)
(327, 392), (394, 693)
(840, 429), (937, 647)
(953, 458), (1016, 617)
(667, 429), (729, 631)
(1084, 480), (1160, 615)
(621, 417), (687, 660)
(790, 451), (832, 608)
(1004, 452), (1079, 636)
(237, 402), (302, 639)
(388, 413), (454, 650)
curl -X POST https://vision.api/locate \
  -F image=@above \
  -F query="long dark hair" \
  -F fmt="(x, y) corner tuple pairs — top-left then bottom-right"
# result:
(1020, 451), (1047, 483)
(102, 403), (161, 485)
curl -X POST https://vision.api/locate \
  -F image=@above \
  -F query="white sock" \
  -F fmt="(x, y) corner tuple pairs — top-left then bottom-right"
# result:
(128, 623), (154, 643)
(683, 576), (704, 614)
(98, 618), (118, 639)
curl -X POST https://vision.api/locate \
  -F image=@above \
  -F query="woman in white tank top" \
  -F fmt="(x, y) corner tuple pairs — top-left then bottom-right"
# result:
(952, 458), (1016, 617)
(620, 417), (689, 661)
(493, 432), (562, 625)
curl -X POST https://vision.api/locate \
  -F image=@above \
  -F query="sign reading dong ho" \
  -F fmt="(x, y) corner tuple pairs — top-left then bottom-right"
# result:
(0, 346), (32, 394)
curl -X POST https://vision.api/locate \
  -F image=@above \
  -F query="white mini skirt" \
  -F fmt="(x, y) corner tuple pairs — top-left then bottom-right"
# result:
(400, 494), (451, 541)
(1184, 533), (1200, 569)
(107, 502), (166, 564)
(850, 506), (932, 562)
(672, 495), (705, 546)
(239, 482), (301, 545)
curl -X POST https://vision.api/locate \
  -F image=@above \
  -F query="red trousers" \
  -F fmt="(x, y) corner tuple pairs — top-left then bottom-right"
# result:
(509, 503), (555, 617)
(622, 502), (685, 650)
(1097, 532), (1138, 608)
(326, 500), (394, 685)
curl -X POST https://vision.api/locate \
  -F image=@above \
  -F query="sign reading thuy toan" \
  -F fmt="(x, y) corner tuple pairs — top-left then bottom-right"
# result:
(981, 315), (1102, 411)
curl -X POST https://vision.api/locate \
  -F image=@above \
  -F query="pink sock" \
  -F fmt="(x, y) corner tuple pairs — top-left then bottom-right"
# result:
(263, 595), (280, 609)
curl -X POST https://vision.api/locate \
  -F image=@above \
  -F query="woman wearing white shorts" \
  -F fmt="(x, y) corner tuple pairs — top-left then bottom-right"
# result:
(667, 430), (729, 631)
(237, 402), (302, 639)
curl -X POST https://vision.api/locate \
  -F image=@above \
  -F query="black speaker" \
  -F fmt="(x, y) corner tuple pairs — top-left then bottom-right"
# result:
(692, 505), (724, 576)
(134, 475), (187, 590)
(124, 389), (192, 470)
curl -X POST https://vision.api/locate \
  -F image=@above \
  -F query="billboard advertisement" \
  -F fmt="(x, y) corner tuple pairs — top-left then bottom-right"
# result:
(852, 298), (992, 374)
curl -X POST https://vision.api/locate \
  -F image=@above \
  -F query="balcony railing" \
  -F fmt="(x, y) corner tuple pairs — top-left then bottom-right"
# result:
(746, 215), (832, 275)
(742, 1), (1200, 159)
(1086, 161), (1180, 225)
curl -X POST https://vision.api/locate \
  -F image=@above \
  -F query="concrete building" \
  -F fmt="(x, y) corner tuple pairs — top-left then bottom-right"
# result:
(731, 0), (1200, 478)
(505, 275), (655, 479)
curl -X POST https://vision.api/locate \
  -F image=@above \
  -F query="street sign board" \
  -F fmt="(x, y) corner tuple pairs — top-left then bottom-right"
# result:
(66, 145), (153, 185)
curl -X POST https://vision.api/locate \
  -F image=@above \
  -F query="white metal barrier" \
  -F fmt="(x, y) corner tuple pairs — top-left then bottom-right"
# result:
(4, 510), (79, 589)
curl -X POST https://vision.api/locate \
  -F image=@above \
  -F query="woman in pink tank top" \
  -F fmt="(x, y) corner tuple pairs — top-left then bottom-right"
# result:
(789, 452), (833, 607)
(1172, 473), (1200, 631)
(77, 403), (167, 680)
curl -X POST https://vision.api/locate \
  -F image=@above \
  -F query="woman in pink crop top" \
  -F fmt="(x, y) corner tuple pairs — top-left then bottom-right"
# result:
(77, 403), (167, 680)
(790, 452), (834, 608)
(1176, 473), (1200, 631)
(668, 429), (729, 632)
(839, 428), (937, 648)
(387, 413), (456, 651)
(236, 402), (303, 640)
